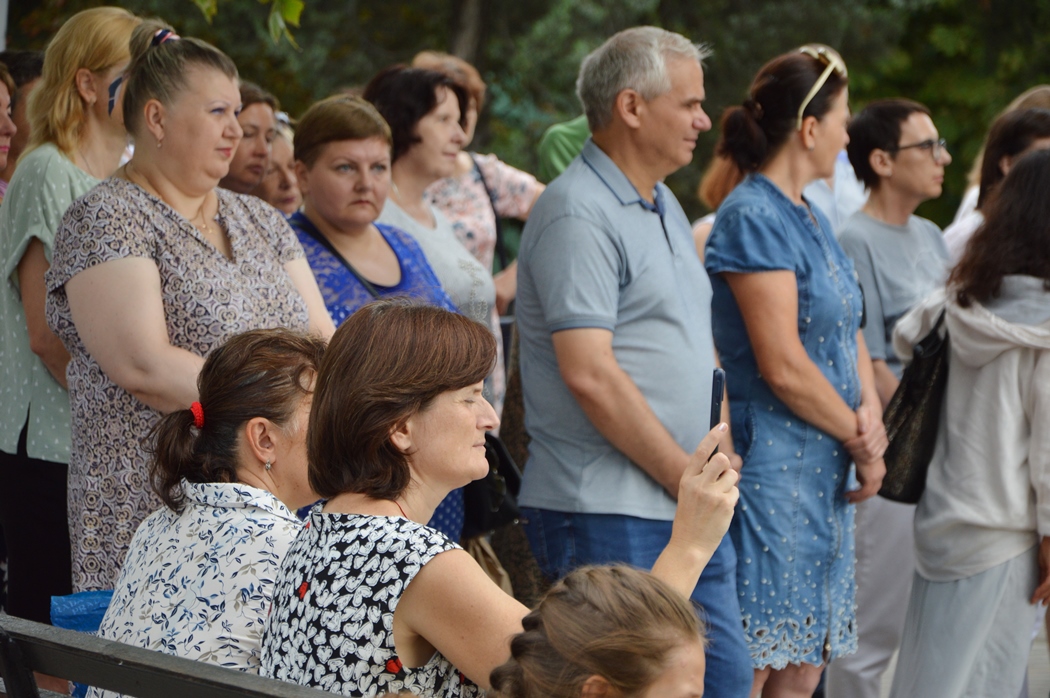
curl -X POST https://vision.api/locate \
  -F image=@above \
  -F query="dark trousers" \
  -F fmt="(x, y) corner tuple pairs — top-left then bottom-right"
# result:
(0, 420), (72, 623)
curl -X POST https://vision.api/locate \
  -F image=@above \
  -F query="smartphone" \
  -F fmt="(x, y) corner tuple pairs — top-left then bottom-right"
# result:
(710, 368), (726, 455)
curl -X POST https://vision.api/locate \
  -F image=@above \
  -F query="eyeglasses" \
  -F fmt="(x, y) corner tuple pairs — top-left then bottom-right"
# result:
(890, 138), (949, 162)
(796, 45), (848, 131)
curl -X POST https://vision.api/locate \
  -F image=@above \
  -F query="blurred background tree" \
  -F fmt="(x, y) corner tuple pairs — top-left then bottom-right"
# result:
(8, 0), (1050, 228)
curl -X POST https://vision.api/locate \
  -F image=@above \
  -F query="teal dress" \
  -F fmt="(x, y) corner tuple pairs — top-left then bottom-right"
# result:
(705, 174), (863, 669)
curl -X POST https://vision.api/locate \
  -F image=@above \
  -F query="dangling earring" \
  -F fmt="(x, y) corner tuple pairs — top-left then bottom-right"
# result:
(264, 460), (272, 471)
(156, 137), (163, 149)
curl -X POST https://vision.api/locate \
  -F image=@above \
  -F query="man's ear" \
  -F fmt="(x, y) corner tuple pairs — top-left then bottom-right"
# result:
(613, 89), (645, 130)
(580, 675), (614, 698)
(868, 148), (894, 179)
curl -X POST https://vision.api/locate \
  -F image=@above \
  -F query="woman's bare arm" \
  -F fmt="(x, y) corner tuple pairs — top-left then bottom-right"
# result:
(17, 239), (70, 388)
(65, 257), (203, 413)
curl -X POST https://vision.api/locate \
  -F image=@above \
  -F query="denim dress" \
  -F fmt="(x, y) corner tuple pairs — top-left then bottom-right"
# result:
(705, 174), (863, 669)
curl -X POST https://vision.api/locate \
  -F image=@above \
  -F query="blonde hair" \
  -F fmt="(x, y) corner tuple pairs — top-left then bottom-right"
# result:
(489, 566), (705, 698)
(967, 85), (1050, 187)
(26, 6), (141, 156)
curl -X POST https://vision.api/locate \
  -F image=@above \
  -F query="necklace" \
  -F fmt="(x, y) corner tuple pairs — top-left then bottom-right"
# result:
(77, 145), (102, 180)
(393, 500), (409, 520)
(125, 161), (214, 237)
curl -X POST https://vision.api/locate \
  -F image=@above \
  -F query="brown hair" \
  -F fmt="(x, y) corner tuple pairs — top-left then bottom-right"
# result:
(240, 81), (279, 113)
(294, 94), (392, 168)
(308, 300), (496, 501)
(950, 148), (1050, 307)
(411, 51), (486, 111)
(489, 565), (705, 698)
(150, 328), (325, 512)
(121, 22), (238, 139)
(697, 154), (744, 211)
(975, 108), (1050, 209)
(26, 7), (141, 155)
(362, 65), (469, 163)
(967, 85), (1050, 188)
(717, 45), (848, 177)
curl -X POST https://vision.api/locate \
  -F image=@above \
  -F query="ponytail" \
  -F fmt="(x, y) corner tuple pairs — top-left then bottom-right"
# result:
(147, 328), (326, 513)
(715, 48), (847, 174)
(717, 104), (769, 178)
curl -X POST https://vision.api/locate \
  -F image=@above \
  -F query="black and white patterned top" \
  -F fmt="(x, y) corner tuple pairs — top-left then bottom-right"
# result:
(260, 512), (480, 698)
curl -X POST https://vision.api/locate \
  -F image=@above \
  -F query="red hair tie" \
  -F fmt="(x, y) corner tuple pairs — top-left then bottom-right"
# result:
(189, 401), (204, 429)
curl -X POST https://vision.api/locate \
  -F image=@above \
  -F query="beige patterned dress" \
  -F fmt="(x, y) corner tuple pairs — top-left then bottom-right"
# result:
(46, 179), (310, 591)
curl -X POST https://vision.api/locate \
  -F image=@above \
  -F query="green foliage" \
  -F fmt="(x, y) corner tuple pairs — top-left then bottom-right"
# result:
(8, 0), (1050, 226)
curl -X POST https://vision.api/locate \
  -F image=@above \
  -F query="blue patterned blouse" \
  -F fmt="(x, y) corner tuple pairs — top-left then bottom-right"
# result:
(291, 211), (464, 541)
(289, 212), (456, 325)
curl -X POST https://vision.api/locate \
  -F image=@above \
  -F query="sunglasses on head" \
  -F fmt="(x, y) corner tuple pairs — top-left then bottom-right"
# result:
(796, 45), (848, 131)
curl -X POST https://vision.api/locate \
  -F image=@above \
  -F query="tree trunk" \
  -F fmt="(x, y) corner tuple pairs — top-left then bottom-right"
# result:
(452, 0), (482, 64)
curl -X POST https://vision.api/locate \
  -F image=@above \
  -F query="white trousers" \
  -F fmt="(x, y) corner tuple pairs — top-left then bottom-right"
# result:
(889, 545), (1038, 698)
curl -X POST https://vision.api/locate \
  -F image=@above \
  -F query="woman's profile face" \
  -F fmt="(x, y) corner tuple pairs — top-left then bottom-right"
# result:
(0, 82), (16, 172)
(299, 136), (392, 233)
(399, 381), (498, 490)
(401, 85), (466, 182)
(811, 87), (850, 180)
(638, 639), (706, 698)
(258, 134), (302, 214)
(146, 65), (243, 194)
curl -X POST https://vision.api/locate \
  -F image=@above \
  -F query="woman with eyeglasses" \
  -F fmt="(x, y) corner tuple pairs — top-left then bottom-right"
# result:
(704, 45), (887, 697)
(0, 6), (143, 648)
(45, 23), (334, 593)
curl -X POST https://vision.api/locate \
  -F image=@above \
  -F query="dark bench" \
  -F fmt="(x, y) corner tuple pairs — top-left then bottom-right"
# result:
(0, 614), (331, 698)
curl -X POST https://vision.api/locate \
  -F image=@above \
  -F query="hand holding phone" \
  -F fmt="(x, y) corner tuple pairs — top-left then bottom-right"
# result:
(709, 368), (726, 456)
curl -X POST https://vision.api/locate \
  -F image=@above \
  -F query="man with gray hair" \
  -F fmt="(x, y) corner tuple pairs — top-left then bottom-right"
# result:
(515, 26), (752, 697)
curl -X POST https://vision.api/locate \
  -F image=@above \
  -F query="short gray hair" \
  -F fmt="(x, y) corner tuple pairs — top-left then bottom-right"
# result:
(576, 26), (711, 131)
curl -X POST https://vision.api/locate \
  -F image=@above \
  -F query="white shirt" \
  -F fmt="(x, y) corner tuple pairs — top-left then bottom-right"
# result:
(89, 482), (302, 696)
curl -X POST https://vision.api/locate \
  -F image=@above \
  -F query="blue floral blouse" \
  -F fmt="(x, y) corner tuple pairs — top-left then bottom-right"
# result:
(705, 174), (863, 669)
(291, 211), (464, 541)
(290, 211), (456, 325)
(88, 481), (302, 696)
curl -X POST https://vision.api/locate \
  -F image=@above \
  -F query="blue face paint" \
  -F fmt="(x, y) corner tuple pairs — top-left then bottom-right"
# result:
(107, 75), (123, 117)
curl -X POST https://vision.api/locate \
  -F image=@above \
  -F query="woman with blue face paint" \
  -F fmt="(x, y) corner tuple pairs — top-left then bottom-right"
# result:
(0, 2), (145, 635)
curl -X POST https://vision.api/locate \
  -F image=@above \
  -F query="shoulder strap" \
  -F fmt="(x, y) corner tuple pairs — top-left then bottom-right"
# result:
(296, 215), (382, 300)
(470, 154), (508, 270)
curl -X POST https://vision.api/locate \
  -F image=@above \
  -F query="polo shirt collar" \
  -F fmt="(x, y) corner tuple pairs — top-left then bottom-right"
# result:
(580, 138), (665, 215)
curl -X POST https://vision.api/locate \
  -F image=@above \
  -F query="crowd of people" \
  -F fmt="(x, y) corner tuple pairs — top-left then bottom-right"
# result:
(0, 8), (1048, 698)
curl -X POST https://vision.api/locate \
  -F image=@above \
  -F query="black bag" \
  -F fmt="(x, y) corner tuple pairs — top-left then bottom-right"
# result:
(462, 433), (522, 538)
(878, 310), (950, 504)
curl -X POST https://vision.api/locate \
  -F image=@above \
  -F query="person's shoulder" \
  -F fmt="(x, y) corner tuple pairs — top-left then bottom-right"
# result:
(908, 214), (942, 237)
(837, 211), (876, 244)
(17, 143), (77, 178)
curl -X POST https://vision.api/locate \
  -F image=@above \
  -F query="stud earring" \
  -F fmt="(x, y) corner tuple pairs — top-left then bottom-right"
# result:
(264, 460), (272, 471)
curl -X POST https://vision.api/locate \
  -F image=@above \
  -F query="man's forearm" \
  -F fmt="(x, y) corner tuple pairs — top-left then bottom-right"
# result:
(566, 360), (690, 497)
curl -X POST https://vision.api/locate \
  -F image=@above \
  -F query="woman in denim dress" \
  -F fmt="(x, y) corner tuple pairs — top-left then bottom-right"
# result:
(704, 46), (887, 698)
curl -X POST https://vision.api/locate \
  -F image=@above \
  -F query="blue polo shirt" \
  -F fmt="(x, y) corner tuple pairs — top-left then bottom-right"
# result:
(516, 139), (716, 521)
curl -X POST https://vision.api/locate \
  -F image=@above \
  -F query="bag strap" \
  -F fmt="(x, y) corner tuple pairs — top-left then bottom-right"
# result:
(297, 215), (381, 300)
(470, 154), (508, 270)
